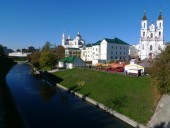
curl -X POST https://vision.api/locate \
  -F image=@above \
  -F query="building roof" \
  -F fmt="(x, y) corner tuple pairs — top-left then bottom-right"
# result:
(93, 40), (102, 46)
(66, 48), (80, 50)
(85, 44), (93, 47)
(104, 38), (129, 45)
(59, 57), (78, 63)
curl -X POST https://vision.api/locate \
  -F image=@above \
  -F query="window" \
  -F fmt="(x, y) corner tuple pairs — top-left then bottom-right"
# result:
(124, 47), (125, 50)
(112, 46), (113, 49)
(142, 44), (144, 50)
(120, 52), (121, 54)
(115, 56), (117, 59)
(111, 56), (113, 59)
(116, 51), (117, 54)
(116, 46), (117, 49)
(111, 51), (113, 54)
(151, 33), (153, 38)
(96, 48), (97, 51)
(150, 45), (152, 51)
(159, 23), (161, 28)
(143, 32), (145, 37)
(120, 57), (122, 60)
(159, 32), (161, 37)
(144, 23), (145, 28)
(120, 47), (121, 49)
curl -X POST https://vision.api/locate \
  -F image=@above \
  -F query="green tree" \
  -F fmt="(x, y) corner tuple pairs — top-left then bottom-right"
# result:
(30, 51), (41, 67)
(53, 45), (65, 61)
(39, 50), (56, 68)
(42, 41), (51, 51)
(150, 46), (170, 94)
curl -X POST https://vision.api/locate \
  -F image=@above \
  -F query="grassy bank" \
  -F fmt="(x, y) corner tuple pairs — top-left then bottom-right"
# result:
(53, 68), (160, 124)
(0, 56), (25, 128)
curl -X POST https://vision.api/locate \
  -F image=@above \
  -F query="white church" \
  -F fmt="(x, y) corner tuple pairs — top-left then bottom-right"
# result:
(139, 11), (165, 60)
(62, 32), (85, 48)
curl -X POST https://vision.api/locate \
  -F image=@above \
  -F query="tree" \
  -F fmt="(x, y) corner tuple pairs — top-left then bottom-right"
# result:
(150, 46), (170, 94)
(39, 50), (56, 68)
(0, 45), (5, 56)
(53, 45), (65, 61)
(30, 51), (41, 67)
(42, 41), (51, 51)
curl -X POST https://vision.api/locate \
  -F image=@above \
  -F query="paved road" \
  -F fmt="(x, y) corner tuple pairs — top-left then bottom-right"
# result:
(147, 94), (170, 128)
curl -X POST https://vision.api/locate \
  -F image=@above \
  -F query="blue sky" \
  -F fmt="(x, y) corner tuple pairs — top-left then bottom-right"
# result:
(0, 0), (169, 50)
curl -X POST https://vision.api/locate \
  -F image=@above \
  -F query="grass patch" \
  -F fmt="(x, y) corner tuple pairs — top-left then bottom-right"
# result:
(53, 68), (160, 124)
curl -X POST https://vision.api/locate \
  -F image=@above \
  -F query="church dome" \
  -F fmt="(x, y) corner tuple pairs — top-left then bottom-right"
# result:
(158, 11), (163, 20)
(142, 12), (147, 20)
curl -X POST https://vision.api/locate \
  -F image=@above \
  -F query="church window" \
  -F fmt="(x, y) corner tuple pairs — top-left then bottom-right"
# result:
(159, 23), (161, 28)
(144, 23), (145, 28)
(142, 44), (144, 50)
(143, 32), (145, 37)
(159, 32), (161, 37)
(151, 33), (153, 38)
(150, 45), (152, 51)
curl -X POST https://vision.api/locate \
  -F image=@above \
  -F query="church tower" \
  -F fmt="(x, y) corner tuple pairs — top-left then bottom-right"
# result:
(139, 11), (164, 60)
(62, 32), (66, 46)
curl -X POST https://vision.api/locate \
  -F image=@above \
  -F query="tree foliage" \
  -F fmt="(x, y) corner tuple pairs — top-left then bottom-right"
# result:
(150, 46), (170, 94)
(30, 51), (41, 67)
(42, 41), (51, 51)
(39, 50), (56, 68)
(53, 45), (65, 61)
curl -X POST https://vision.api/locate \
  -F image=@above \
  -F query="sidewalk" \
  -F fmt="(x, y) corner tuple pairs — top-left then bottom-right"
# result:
(147, 94), (170, 128)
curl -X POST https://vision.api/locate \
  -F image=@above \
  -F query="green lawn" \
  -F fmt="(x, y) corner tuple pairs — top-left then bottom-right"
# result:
(53, 68), (159, 124)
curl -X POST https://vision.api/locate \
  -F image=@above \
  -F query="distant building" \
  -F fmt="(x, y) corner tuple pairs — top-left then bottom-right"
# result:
(81, 38), (129, 65)
(139, 10), (165, 60)
(8, 52), (31, 57)
(65, 48), (81, 58)
(62, 32), (85, 48)
(129, 44), (139, 59)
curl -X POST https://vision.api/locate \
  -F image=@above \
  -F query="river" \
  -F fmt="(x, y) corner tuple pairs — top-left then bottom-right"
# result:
(6, 63), (132, 128)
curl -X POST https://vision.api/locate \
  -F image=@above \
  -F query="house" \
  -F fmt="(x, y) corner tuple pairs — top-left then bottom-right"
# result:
(58, 57), (85, 69)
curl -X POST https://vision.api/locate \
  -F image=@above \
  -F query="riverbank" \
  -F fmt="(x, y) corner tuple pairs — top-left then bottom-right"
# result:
(0, 56), (26, 128)
(38, 69), (148, 128)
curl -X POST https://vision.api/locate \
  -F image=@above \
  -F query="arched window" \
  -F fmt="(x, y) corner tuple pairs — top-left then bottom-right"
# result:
(142, 44), (144, 50)
(151, 33), (153, 38)
(159, 32), (161, 37)
(143, 32), (145, 37)
(159, 23), (161, 28)
(150, 45), (152, 51)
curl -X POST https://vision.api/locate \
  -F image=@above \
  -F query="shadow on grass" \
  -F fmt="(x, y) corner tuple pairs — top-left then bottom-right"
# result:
(109, 95), (127, 109)
(40, 71), (63, 84)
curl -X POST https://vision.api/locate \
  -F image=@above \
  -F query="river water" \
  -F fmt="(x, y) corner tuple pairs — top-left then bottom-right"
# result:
(6, 63), (132, 128)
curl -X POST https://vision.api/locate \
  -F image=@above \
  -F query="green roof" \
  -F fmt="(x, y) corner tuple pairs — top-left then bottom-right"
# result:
(104, 38), (129, 45)
(93, 40), (102, 46)
(59, 57), (77, 63)
(85, 44), (93, 47)
(66, 48), (80, 50)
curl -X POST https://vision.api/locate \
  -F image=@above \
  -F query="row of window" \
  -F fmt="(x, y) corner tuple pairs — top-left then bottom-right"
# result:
(142, 32), (162, 37)
(142, 44), (161, 50)
(111, 56), (126, 60)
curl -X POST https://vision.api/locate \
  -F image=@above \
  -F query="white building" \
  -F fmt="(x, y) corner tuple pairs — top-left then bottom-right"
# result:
(8, 52), (31, 57)
(139, 11), (165, 60)
(62, 32), (85, 48)
(81, 38), (129, 66)
(129, 44), (139, 59)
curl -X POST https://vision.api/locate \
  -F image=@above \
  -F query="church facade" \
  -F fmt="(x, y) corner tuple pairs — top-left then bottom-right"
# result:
(62, 32), (85, 48)
(139, 11), (165, 60)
